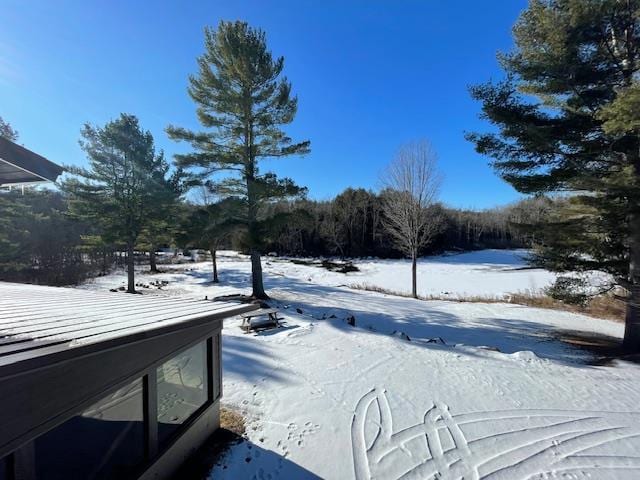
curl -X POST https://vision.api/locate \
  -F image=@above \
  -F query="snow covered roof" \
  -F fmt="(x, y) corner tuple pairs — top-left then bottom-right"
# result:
(0, 137), (64, 186)
(0, 282), (256, 374)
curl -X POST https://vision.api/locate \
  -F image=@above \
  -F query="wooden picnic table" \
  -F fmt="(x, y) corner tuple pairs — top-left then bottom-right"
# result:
(240, 307), (283, 332)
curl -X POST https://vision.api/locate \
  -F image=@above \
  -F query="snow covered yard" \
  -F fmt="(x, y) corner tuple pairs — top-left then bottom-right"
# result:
(79, 250), (640, 479)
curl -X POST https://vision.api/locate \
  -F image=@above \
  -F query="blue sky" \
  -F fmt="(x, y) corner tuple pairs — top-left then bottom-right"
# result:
(1, 0), (527, 209)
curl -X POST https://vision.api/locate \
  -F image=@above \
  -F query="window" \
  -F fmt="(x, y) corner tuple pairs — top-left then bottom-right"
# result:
(34, 378), (144, 480)
(213, 334), (221, 400)
(156, 341), (208, 447)
(0, 454), (10, 480)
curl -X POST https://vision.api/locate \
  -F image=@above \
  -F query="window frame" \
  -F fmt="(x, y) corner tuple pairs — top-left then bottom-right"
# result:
(143, 335), (216, 461)
(3, 332), (220, 480)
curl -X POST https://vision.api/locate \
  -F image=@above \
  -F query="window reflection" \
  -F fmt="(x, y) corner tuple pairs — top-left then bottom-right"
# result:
(34, 378), (144, 480)
(0, 454), (9, 480)
(157, 341), (208, 446)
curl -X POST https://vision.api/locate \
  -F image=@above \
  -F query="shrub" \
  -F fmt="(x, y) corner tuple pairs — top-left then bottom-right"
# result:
(546, 276), (590, 306)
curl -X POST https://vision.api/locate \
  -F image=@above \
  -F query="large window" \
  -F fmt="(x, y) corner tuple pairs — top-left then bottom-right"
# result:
(7, 337), (216, 479)
(34, 378), (144, 480)
(157, 341), (208, 447)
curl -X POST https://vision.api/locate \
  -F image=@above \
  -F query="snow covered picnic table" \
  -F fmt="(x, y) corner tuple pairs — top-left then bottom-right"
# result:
(239, 307), (283, 332)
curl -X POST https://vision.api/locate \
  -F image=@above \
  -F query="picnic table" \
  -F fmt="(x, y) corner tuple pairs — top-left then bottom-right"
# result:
(240, 308), (283, 332)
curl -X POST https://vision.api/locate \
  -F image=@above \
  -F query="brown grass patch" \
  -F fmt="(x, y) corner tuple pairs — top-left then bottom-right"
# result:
(509, 292), (625, 322)
(220, 406), (246, 436)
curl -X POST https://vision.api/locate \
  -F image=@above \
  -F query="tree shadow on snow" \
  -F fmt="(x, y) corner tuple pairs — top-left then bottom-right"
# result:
(176, 263), (604, 367)
(174, 429), (320, 480)
(260, 274), (608, 366)
(222, 334), (293, 384)
(209, 437), (321, 479)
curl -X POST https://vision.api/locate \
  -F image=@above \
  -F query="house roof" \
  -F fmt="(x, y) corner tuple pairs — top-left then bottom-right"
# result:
(0, 137), (64, 186)
(0, 282), (257, 375)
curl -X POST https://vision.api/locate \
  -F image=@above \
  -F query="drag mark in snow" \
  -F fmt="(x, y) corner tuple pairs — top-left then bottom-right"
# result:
(351, 388), (640, 480)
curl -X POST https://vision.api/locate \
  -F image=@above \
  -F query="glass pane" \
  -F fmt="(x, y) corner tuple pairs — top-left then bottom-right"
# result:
(214, 334), (221, 400)
(0, 454), (10, 480)
(34, 378), (144, 480)
(157, 341), (208, 446)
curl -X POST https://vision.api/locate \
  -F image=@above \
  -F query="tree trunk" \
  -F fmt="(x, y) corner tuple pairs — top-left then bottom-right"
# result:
(149, 247), (158, 273)
(624, 209), (640, 351)
(623, 147), (640, 351)
(411, 253), (418, 299)
(251, 250), (268, 299)
(126, 242), (136, 294)
(211, 248), (219, 283)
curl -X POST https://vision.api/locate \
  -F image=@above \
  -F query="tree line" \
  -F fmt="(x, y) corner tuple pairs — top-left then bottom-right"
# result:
(0, 176), (549, 286)
(259, 190), (549, 259)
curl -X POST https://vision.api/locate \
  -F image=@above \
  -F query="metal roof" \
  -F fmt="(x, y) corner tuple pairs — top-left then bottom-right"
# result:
(0, 137), (64, 186)
(0, 282), (257, 374)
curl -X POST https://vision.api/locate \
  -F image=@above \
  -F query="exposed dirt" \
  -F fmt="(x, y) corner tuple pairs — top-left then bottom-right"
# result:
(171, 407), (247, 480)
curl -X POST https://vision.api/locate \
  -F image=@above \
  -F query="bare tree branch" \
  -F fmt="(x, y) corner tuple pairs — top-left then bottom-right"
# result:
(380, 140), (443, 297)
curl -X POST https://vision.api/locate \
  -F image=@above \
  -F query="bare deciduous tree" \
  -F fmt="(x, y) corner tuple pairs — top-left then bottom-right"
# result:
(381, 140), (443, 298)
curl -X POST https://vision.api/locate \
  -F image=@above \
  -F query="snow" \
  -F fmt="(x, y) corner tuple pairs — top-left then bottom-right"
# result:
(77, 250), (640, 479)
(346, 249), (558, 298)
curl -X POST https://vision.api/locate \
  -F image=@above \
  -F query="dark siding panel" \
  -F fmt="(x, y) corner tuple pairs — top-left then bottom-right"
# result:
(0, 322), (222, 459)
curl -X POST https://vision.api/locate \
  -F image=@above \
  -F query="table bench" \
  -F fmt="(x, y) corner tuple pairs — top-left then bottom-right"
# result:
(240, 308), (283, 332)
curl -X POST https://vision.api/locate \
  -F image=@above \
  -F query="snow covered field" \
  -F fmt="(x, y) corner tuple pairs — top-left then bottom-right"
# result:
(338, 249), (558, 299)
(79, 250), (640, 479)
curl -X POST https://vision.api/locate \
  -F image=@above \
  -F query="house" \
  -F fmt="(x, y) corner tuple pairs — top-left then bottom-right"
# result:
(0, 283), (257, 479)
(0, 139), (258, 478)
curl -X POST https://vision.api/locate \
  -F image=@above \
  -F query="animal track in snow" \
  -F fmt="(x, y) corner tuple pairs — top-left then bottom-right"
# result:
(351, 388), (640, 480)
(284, 421), (321, 448)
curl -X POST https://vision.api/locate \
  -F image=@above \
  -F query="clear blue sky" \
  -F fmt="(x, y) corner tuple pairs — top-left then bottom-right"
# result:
(1, 0), (528, 209)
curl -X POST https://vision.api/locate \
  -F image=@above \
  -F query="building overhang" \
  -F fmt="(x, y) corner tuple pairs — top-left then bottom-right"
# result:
(0, 137), (64, 187)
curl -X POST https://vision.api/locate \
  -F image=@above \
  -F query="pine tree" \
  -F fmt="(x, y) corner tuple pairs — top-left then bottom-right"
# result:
(62, 114), (170, 293)
(0, 193), (30, 273)
(177, 198), (243, 283)
(467, 0), (640, 349)
(138, 163), (188, 273)
(0, 116), (18, 141)
(167, 21), (310, 299)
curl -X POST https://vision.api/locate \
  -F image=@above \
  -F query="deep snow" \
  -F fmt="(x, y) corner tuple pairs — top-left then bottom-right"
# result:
(78, 250), (640, 479)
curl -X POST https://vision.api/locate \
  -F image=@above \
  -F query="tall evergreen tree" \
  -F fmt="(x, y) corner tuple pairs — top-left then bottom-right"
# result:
(62, 114), (170, 293)
(467, 0), (640, 349)
(0, 116), (18, 141)
(167, 21), (310, 299)
(0, 193), (30, 273)
(138, 164), (188, 273)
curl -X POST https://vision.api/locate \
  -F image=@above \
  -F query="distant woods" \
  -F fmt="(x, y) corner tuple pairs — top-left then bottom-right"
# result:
(259, 189), (550, 259)
(0, 183), (550, 287)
